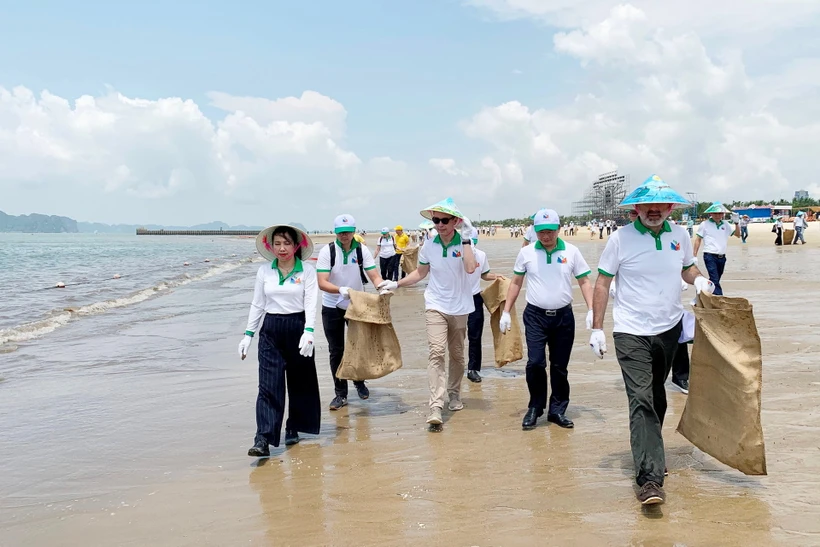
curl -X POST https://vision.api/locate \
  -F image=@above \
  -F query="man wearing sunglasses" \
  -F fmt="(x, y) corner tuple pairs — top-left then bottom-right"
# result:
(378, 198), (477, 428)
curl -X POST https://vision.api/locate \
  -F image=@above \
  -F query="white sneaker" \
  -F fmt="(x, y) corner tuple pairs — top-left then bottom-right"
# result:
(426, 407), (443, 425)
(448, 394), (464, 411)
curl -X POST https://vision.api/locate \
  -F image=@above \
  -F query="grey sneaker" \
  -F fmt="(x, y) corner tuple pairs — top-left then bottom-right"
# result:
(329, 396), (348, 411)
(448, 393), (464, 411)
(637, 481), (666, 505)
(426, 407), (443, 425)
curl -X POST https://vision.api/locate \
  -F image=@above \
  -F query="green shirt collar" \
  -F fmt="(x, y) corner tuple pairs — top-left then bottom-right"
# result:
(534, 238), (566, 264)
(272, 257), (304, 284)
(433, 232), (463, 257)
(632, 218), (671, 250)
(708, 217), (724, 228)
(335, 239), (360, 263)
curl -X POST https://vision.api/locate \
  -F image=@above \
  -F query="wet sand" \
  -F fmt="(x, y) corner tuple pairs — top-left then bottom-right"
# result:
(2, 226), (820, 546)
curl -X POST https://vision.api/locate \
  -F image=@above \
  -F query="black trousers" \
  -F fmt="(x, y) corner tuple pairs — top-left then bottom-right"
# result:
(256, 312), (321, 447)
(391, 254), (404, 281)
(523, 303), (575, 415)
(380, 255), (399, 282)
(672, 342), (690, 385)
(613, 321), (682, 487)
(321, 306), (365, 398)
(467, 293), (485, 371)
(703, 252), (726, 296)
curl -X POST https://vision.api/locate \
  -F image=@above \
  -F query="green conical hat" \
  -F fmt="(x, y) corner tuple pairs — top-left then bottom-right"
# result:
(703, 202), (731, 214)
(619, 174), (690, 209)
(420, 197), (465, 220)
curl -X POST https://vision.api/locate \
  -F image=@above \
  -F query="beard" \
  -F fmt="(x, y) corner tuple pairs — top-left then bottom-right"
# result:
(638, 209), (670, 227)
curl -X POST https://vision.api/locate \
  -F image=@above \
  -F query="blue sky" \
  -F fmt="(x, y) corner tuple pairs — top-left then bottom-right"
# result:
(1, 0), (578, 163)
(1, 0), (818, 227)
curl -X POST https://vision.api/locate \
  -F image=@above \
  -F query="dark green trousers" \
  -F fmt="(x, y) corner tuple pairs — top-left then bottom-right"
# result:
(613, 321), (682, 487)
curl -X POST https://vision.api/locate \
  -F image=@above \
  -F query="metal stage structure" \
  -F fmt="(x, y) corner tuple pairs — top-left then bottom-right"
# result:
(571, 171), (630, 221)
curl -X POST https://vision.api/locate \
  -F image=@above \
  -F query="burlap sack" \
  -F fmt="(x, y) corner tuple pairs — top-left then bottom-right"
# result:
(480, 278), (524, 367)
(783, 228), (794, 245)
(400, 246), (419, 274)
(676, 292), (767, 475)
(336, 291), (402, 381)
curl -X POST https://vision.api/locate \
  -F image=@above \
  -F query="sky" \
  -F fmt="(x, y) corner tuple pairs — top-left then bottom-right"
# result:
(1, 0), (819, 230)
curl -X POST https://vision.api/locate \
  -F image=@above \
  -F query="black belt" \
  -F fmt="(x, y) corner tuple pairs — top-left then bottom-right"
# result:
(704, 252), (726, 259)
(527, 303), (572, 316)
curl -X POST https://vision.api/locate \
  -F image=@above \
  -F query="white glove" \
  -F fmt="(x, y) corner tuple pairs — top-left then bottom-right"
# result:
(298, 331), (315, 357)
(681, 280), (689, 291)
(693, 276), (715, 295)
(238, 335), (252, 360)
(377, 280), (398, 294)
(459, 217), (474, 240)
(338, 286), (351, 300)
(731, 213), (740, 223)
(589, 329), (607, 359)
(585, 309), (594, 330)
(692, 256), (698, 266)
(499, 311), (512, 334)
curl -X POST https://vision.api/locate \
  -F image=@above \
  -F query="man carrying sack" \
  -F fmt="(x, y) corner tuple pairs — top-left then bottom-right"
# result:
(378, 198), (477, 428)
(500, 208), (593, 431)
(316, 214), (384, 411)
(693, 202), (739, 296)
(590, 174), (715, 507)
(466, 228), (505, 383)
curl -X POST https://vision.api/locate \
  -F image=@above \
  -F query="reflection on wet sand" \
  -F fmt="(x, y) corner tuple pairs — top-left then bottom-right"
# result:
(1, 236), (819, 545)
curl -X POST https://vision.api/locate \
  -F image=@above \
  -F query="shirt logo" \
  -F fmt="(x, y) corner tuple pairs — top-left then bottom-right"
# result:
(351, 257), (358, 264)
(670, 240), (681, 251)
(289, 277), (302, 285)
(452, 250), (462, 258)
(557, 256), (568, 264)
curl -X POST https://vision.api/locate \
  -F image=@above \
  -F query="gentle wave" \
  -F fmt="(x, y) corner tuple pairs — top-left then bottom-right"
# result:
(0, 258), (258, 350)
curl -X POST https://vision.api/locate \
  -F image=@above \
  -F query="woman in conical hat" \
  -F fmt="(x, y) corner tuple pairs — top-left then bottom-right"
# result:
(238, 223), (320, 457)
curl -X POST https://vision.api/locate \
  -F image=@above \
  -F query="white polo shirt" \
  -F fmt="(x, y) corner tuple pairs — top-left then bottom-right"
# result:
(377, 235), (396, 259)
(523, 225), (536, 243)
(418, 232), (475, 316)
(245, 258), (318, 333)
(468, 246), (491, 296)
(513, 238), (591, 310)
(697, 218), (733, 255)
(316, 240), (377, 310)
(598, 220), (695, 336)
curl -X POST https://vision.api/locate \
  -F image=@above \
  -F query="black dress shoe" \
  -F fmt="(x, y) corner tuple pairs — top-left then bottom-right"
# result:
(522, 408), (543, 430)
(547, 413), (574, 428)
(467, 370), (482, 383)
(248, 439), (270, 457)
(356, 384), (370, 400)
(285, 429), (300, 446)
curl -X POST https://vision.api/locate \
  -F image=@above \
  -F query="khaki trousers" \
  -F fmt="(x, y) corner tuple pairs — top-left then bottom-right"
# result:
(425, 309), (468, 409)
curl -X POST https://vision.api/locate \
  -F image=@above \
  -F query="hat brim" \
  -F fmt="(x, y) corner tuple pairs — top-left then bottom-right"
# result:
(334, 226), (356, 233)
(534, 223), (559, 232)
(420, 206), (465, 220)
(256, 224), (315, 262)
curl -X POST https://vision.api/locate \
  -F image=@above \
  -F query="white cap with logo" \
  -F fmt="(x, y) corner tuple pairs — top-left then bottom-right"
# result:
(533, 208), (560, 232)
(333, 214), (356, 234)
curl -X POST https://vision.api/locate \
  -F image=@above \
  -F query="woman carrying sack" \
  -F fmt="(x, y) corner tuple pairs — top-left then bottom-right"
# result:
(238, 223), (321, 457)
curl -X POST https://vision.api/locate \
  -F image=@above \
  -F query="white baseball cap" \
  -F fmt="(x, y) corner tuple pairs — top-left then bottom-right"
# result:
(334, 214), (356, 234)
(381, 227), (389, 234)
(533, 208), (560, 232)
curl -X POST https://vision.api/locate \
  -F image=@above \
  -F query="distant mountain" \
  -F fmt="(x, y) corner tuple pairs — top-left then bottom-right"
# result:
(0, 210), (78, 233)
(77, 220), (264, 233)
(0, 211), (263, 233)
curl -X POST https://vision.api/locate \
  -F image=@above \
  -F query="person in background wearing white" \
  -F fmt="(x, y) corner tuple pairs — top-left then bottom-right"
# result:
(693, 202), (739, 296)
(466, 228), (505, 383)
(793, 211), (807, 244)
(589, 174), (715, 506)
(238, 224), (320, 457)
(376, 227), (398, 282)
(316, 214), (383, 412)
(500, 208), (593, 431)
(378, 198), (477, 427)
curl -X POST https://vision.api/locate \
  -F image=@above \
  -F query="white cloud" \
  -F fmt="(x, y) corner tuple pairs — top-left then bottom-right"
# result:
(429, 158), (468, 176)
(438, 3), (820, 214)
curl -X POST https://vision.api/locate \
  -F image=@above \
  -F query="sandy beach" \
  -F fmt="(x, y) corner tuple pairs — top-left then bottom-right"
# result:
(2, 223), (819, 546)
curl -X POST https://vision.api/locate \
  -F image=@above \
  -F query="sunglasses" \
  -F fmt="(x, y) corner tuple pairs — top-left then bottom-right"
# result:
(431, 217), (452, 225)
